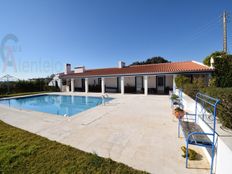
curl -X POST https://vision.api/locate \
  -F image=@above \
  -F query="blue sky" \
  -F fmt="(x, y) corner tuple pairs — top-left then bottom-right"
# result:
(0, 0), (231, 79)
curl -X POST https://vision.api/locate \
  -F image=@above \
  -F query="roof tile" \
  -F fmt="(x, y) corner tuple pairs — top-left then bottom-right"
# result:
(60, 61), (213, 78)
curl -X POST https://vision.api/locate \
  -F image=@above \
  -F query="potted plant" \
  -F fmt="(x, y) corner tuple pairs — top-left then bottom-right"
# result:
(170, 94), (181, 108)
(174, 107), (185, 119)
(171, 94), (179, 101)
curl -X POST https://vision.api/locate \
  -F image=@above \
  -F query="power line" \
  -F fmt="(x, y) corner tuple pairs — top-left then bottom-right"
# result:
(188, 15), (221, 41)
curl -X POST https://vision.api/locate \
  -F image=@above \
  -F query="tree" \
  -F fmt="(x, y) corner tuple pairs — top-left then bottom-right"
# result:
(203, 51), (232, 87)
(213, 54), (232, 87)
(130, 56), (170, 66)
(203, 51), (226, 66)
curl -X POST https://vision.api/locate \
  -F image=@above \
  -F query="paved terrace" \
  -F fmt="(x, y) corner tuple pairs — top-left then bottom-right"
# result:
(0, 93), (209, 174)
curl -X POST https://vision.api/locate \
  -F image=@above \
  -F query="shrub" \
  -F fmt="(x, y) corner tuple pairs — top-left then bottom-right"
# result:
(213, 55), (232, 87)
(175, 75), (191, 89)
(44, 86), (60, 92)
(175, 75), (206, 99)
(181, 146), (198, 160)
(182, 83), (199, 99)
(165, 87), (170, 94)
(199, 87), (232, 129)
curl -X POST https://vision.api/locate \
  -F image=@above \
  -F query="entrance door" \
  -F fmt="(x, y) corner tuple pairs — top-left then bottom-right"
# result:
(157, 76), (165, 93)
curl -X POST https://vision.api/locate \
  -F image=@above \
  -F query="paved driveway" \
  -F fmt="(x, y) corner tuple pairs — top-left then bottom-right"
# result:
(0, 93), (209, 174)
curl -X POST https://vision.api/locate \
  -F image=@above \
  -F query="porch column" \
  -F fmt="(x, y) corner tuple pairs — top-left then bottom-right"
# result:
(101, 77), (105, 94)
(71, 78), (74, 92)
(120, 76), (124, 94)
(173, 74), (177, 94)
(144, 75), (148, 96)
(85, 78), (89, 93)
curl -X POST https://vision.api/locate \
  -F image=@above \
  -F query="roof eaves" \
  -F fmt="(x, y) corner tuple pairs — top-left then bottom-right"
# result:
(60, 69), (213, 79)
(191, 60), (213, 69)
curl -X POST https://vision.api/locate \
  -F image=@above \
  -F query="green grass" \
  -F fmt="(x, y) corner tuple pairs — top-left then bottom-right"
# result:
(0, 91), (51, 98)
(0, 121), (147, 174)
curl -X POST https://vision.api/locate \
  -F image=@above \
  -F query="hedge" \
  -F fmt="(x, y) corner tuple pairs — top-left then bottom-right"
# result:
(0, 80), (60, 95)
(213, 55), (232, 87)
(182, 85), (232, 129)
(199, 88), (232, 129)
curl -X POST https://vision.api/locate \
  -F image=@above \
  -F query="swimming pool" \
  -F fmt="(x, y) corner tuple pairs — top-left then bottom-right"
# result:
(0, 95), (112, 116)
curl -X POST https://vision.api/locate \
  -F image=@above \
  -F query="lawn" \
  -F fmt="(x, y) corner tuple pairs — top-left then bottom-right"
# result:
(0, 121), (147, 174)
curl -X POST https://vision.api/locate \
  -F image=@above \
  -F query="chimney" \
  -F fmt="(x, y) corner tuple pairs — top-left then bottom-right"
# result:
(74, 66), (85, 73)
(118, 61), (125, 68)
(64, 64), (71, 74)
(210, 57), (214, 68)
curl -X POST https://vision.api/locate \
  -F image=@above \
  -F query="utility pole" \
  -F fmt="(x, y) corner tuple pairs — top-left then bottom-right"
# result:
(223, 11), (228, 53)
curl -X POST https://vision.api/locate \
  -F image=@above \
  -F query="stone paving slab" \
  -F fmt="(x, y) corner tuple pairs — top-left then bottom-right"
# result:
(0, 92), (209, 174)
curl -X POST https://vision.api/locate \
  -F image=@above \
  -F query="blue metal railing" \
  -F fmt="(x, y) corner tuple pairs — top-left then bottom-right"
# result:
(178, 92), (220, 174)
(195, 93), (220, 174)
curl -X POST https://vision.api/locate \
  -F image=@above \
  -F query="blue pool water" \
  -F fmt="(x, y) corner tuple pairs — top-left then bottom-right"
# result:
(0, 95), (112, 116)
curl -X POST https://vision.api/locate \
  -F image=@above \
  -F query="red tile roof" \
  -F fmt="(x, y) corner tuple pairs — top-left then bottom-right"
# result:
(59, 61), (213, 78)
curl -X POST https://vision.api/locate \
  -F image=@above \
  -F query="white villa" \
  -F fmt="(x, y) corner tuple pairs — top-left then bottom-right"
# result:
(53, 61), (213, 95)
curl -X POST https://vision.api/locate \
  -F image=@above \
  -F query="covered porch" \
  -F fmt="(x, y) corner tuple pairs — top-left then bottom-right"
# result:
(57, 61), (213, 96)
(61, 74), (176, 95)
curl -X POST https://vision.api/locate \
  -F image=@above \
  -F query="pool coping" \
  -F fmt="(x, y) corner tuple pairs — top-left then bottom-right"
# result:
(0, 92), (210, 174)
(0, 92), (117, 119)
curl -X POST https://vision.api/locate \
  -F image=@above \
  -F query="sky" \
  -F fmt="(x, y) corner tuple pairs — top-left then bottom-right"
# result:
(0, 0), (231, 79)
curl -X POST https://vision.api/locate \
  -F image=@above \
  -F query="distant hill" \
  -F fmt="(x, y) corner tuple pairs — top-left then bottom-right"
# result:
(130, 56), (170, 66)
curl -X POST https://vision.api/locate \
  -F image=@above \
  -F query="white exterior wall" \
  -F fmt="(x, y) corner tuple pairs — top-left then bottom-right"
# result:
(165, 75), (173, 88)
(61, 86), (66, 92)
(178, 90), (232, 174)
(105, 77), (117, 87)
(74, 78), (82, 88)
(124, 76), (135, 86)
(148, 76), (156, 88)
(216, 138), (232, 174)
(88, 78), (99, 85)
